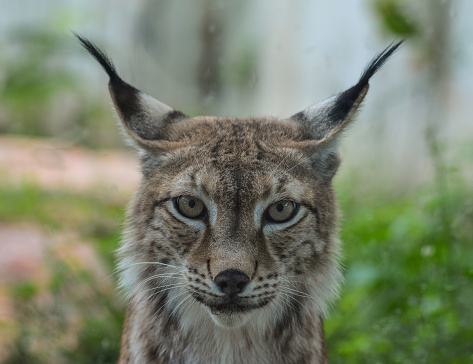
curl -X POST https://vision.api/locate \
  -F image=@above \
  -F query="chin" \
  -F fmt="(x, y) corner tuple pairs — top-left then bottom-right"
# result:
(208, 308), (254, 329)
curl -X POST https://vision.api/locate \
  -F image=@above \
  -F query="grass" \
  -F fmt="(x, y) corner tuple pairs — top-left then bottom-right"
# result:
(0, 176), (472, 363)
(327, 177), (473, 363)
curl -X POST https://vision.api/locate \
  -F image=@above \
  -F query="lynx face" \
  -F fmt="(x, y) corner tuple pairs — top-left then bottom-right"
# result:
(119, 116), (341, 328)
(77, 35), (401, 362)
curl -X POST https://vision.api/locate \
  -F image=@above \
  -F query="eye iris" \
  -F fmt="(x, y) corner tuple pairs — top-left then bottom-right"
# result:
(268, 200), (295, 223)
(177, 196), (204, 218)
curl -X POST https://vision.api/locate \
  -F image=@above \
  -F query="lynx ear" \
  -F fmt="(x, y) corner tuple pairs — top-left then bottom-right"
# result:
(75, 34), (187, 149)
(291, 41), (403, 178)
(292, 41), (403, 144)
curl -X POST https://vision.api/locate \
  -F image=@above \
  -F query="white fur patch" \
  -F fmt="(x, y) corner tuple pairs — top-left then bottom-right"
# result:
(138, 92), (173, 117)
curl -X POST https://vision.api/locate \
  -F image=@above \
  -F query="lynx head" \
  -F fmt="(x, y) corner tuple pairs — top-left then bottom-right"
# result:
(77, 35), (401, 330)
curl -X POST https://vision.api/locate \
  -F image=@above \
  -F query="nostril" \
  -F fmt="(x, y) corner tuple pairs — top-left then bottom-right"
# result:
(236, 282), (246, 290)
(214, 269), (250, 298)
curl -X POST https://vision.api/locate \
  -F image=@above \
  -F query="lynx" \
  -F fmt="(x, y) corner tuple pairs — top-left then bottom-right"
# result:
(77, 35), (402, 363)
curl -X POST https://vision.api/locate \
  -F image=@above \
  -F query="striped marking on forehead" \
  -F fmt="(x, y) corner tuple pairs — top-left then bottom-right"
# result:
(176, 117), (303, 162)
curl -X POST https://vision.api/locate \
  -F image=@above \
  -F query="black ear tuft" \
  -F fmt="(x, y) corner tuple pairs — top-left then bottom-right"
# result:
(74, 33), (187, 150)
(330, 40), (404, 122)
(329, 40), (404, 124)
(291, 40), (404, 143)
(74, 33), (121, 82)
(358, 40), (404, 87)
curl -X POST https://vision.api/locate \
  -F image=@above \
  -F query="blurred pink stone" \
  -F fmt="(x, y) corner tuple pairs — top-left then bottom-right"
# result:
(0, 136), (140, 195)
(0, 224), (48, 285)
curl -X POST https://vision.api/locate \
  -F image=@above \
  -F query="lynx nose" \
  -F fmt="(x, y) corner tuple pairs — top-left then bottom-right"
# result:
(214, 269), (250, 298)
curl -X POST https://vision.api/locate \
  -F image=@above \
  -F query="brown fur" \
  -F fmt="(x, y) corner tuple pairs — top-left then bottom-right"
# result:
(76, 35), (402, 363)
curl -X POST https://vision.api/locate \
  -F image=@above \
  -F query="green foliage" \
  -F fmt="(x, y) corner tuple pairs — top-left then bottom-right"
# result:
(373, 0), (418, 37)
(327, 179), (473, 363)
(12, 281), (38, 301)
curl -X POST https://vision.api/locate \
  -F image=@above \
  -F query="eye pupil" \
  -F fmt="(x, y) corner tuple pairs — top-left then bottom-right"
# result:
(277, 204), (284, 212)
(188, 200), (196, 208)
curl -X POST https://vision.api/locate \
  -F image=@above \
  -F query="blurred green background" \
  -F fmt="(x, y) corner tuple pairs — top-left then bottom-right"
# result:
(0, 0), (472, 363)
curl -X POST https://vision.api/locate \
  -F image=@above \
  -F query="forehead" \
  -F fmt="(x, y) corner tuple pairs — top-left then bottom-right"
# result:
(172, 116), (302, 151)
(154, 117), (316, 200)
(169, 116), (305, 168)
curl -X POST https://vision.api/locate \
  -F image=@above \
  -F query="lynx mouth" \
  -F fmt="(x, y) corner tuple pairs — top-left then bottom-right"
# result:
(208, 306), (248, 316)
(208, 303), (251, 315)
(189, 284), (276, 317)
(193, 294), (274, 316)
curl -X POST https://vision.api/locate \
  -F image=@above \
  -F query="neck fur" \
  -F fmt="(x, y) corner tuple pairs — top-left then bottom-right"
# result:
(120, 290), (327, 364)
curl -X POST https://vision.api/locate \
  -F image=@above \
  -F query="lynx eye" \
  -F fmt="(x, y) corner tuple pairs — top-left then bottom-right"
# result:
(267, 200), (297, 223)
(176, 196), (205, 218)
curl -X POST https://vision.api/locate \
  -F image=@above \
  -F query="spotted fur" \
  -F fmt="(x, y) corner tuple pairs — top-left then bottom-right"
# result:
(77, 35), (402, 363)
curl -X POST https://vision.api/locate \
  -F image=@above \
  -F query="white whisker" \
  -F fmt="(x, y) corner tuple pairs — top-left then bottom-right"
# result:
(268, 149), (291, 178)
(167, 294), (192, 325)
(279, 286), (312, 299)
(131, 271), (185, 295)
(142, 282), (186, 296)
(274, 159), (307, 180)
(279, 290), (311, 313)
(147, 284), (188, 302)
(119, 261), (183, 270)
(186, 137), (208, 174)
